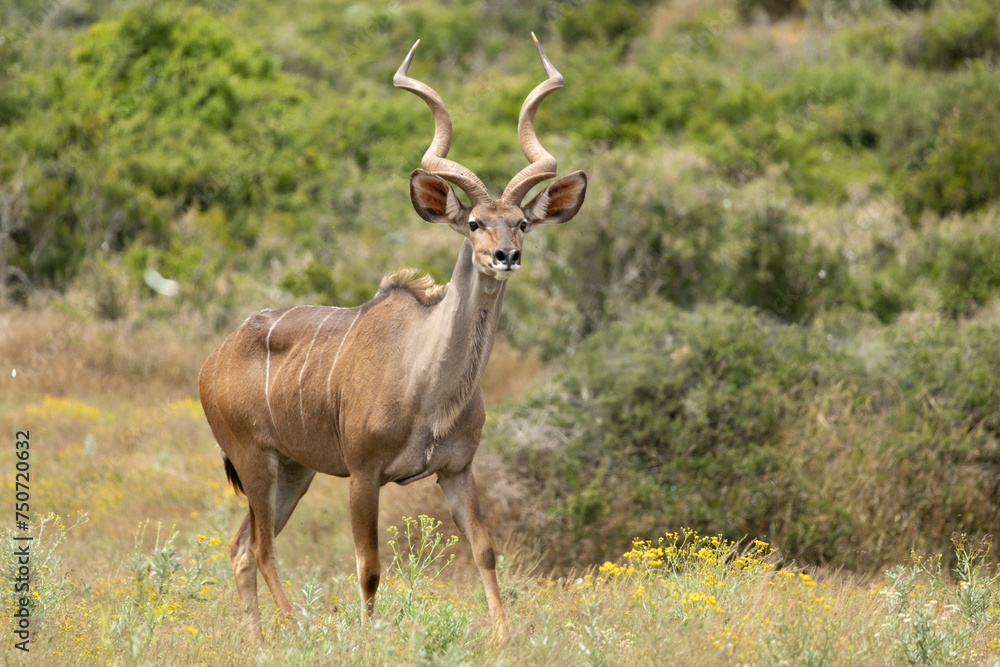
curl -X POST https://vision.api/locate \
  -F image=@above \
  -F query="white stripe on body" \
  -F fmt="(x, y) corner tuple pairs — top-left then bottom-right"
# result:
(326, 309), (363, 413)
(265, 309), (296, 435)
(298, 310), (337, 432)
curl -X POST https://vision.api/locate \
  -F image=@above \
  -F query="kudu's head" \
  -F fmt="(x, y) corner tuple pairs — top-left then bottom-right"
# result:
(395, 35), (587, 281)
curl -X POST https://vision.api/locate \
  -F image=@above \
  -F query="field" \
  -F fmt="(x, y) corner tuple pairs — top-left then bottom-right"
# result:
(2, 303), (1000, 663)
(4, 0), (1000, 662)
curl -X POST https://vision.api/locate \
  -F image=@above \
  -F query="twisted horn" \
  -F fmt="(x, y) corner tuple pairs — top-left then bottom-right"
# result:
(501, 33), (563, 205)
(394, 40), (492, 205)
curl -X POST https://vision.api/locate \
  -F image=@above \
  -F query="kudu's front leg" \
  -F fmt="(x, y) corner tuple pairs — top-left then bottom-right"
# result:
(438, 466), (510, 645)
(349, 474), (382, 621)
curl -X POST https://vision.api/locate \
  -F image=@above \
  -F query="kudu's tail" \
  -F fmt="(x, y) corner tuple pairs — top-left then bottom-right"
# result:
(222, 451), (244, 496)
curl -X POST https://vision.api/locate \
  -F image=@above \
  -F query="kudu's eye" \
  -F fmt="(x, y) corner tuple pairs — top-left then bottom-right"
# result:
(519, 220), (528, 232)
(469, 220), (479, 232)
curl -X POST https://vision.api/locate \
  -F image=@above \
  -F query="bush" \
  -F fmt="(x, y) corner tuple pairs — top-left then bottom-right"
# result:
(897, 67), (1000, 218)
(498, 300), (824, 565)
(494, 298), (1000, 571)
(556, 0), (652, 45)
(902, 0), (1000, 70)
(0, 3), (315, 295)
(736, 0), (803, 22)
(722, 203), (850, 321)
(889, 0), (933, 10)
(511, 147), (853, 351)
(926, 222), (1000, 317)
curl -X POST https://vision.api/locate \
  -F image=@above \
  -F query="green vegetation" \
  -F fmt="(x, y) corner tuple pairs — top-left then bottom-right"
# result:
(499, 300), (1000, 570)
(3, 0), (1000, 657)
(6, 0), (1000, 311)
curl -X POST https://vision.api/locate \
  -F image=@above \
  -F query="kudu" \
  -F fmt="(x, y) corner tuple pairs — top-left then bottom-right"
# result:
(198, 35), (586, 644)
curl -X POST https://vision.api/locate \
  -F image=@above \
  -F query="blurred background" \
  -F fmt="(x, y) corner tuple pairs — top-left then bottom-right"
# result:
(1, 0), (999, 578)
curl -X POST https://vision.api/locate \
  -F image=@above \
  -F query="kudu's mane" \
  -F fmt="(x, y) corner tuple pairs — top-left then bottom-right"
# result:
(376, 268), (446, 307)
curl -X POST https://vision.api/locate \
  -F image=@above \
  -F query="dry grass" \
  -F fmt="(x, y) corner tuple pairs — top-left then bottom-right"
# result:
(0, 308), (207, 399)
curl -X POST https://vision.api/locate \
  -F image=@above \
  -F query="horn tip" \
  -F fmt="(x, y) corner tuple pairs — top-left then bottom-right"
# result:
(394, 40), (421, 84)
(531, 33), (561, 81)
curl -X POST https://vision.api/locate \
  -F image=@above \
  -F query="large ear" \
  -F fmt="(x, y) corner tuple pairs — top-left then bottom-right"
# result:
(523, 171), (587, 227)
(410, 169), (466, 225)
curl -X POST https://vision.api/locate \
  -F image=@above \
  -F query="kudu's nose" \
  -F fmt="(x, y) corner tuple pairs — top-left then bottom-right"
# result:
(494, 248), (521, 269)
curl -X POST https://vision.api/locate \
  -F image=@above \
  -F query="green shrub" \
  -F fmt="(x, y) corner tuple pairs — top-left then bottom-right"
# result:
(834, 17), (906, 61)
(890, 0), (934, 10)
(498, 300), (824, 564)
(736, 0), (803, 21)
(0, 2), (314, 292)
(902, 0), (1000, 70)
(897, 66), (1000, 218)
(723, 204), (850, 321)
(556, 0), (651, 45)
(929, 229), (1000, 317)
(514, 148), (854, 349)
(278, 260), (376, 307)
(550, 52), (719, 147)
(741, 0), (886, 23)
(494, 299), (1000, 571)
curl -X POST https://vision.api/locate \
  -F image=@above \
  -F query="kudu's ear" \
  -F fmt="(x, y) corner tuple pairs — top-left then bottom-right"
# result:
(410, 169), (466, 226)
(523, 170), (587, 227)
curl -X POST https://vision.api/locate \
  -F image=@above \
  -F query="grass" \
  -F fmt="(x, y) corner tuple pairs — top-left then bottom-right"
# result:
(3, 512), (1000, 664)
(2, 309), (1000, 664)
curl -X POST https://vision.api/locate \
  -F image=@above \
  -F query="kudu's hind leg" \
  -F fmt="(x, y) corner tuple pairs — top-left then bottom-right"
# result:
(438, 466), (510, 645)
(229, 510), (261, 640)
(250, 456), (317, 615)
(229, 455), (315, 641)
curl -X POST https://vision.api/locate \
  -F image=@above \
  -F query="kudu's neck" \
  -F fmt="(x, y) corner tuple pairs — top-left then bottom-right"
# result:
(438, 238), (506, 364)
(418, 238), (506, 438)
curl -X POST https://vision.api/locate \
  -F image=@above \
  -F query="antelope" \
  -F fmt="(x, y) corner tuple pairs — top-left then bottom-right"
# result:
(198, 35), (586, 645)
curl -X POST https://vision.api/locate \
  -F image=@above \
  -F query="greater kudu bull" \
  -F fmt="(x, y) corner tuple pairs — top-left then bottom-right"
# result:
(199, 35), (586, 644)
